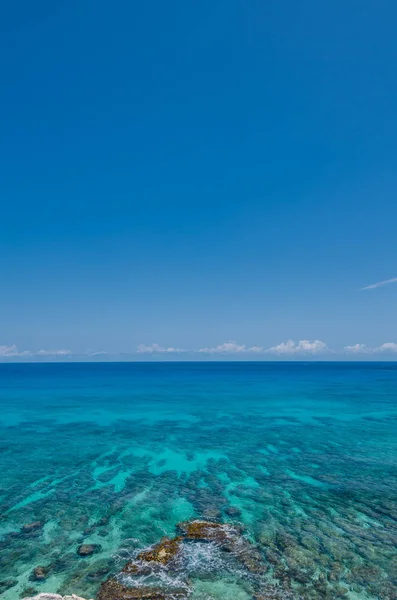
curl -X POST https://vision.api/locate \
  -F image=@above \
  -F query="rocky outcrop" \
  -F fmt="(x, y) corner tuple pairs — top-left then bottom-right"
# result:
(136, 536), (183, 565)
(98, 519), (266, 600)
(122, 536), (183, 575)
(176, 519), (237, 542)
(177, 519), (265, 572)
(23, 520), (268, 600)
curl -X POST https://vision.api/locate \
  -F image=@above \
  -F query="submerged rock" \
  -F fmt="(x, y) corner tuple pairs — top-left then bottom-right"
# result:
(22, 595), (92, 600)
(31, 566), (50, 581)
(201, 507), (222, 521)
(87, 564), (112, 580)
(77, 544), (101, 557)
(20, 588), (39, 599)
(0, 579), (18, 593)
(21, 521), (44, 534)
(97, 579), (187, 600)
(254, 587), (299, 600)
(237, 546), (267, 574)
(224, 506), (242, 517)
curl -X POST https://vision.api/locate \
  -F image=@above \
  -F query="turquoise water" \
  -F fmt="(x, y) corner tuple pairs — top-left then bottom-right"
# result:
(0, 362), (397, 600)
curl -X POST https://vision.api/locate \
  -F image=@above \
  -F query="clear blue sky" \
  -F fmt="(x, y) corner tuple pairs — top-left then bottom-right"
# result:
(1, 0), (396, 360)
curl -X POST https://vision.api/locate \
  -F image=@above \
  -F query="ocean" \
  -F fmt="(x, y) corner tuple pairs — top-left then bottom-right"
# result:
(0, 362), (396, 600)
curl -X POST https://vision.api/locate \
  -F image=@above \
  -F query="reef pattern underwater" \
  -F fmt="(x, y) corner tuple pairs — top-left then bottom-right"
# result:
(0, 362), (396, 600)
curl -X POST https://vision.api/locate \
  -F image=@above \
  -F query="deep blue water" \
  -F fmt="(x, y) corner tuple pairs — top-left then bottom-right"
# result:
(0, 362), (397, 600)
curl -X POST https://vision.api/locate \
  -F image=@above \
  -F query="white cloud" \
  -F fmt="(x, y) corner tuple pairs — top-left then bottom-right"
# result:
(248, 346), (264, 353)
(344, 342), (397, 354)
(0, 345), (72, 358)
(0, 345), (21, 357)
(199, 341), (245, 354)
(374, 342), (397, 353)
(136, 343), (186, 354)
(266, 339), (328, 355)
(198, 341), (263, 354)
(361, 277), (397, 291)
(36, 349), (72, 356)
(344, 344), (369, 354)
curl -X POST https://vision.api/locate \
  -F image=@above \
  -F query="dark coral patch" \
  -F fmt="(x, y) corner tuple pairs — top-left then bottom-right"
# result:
(97, 579), (187, 600)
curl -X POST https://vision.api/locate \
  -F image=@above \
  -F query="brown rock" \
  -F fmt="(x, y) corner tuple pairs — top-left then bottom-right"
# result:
(176, 520), (236, 543)
(77, 544), (100, 557)
(31, 566), (49, 581)
(137, 537), (183, 565)
(122, 537), (183, 576)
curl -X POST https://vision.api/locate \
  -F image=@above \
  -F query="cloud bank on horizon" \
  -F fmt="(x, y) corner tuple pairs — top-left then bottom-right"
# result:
(1, 341), (397, 360)
(0, 346), (107, 359)
(198, 342), (263, 354)
(0, 345), (73, 358)
(361, 277), (397, 291)
(134, 340), (397, 356)
(137, 343), (186, 354)
(266, 340), (327, 355)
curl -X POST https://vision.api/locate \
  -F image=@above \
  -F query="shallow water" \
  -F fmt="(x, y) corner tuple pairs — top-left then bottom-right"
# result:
(0, 362), (396, 600)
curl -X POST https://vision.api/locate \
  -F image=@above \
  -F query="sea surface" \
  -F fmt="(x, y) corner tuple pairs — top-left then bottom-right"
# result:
(0, 362), (396, 600)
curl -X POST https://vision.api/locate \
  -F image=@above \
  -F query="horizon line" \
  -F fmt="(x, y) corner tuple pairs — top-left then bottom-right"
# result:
(1, 358), (397, 364)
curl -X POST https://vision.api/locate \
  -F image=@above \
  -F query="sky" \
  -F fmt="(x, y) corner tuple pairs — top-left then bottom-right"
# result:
(1, 0), (397, 361)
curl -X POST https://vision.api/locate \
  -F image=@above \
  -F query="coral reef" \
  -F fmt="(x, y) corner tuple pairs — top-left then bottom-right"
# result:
(1, 363), (397, 600)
